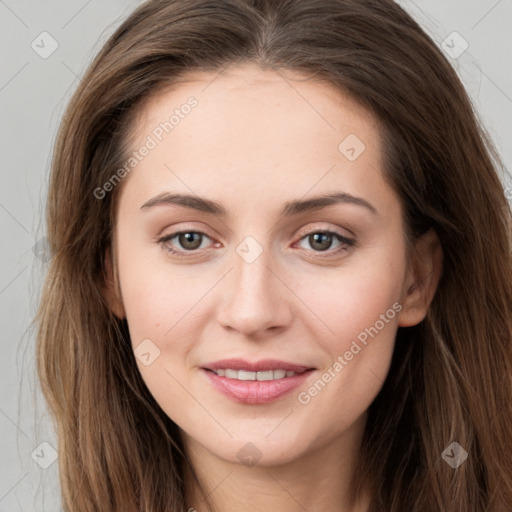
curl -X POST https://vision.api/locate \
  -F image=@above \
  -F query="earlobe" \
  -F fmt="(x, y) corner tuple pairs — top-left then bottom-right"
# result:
(102, 246), (126, 319)
(398, 228), (443, 327)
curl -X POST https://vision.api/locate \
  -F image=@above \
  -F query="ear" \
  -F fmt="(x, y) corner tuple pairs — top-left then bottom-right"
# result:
(397, 228), (443, 327)
(102, 245), (126, 319)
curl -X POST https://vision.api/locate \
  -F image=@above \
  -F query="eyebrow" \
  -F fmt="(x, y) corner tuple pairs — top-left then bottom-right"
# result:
(140, 191), (378, 216)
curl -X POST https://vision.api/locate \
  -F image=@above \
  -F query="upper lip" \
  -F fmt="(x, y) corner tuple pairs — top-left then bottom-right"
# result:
(202, 358), (315, 373)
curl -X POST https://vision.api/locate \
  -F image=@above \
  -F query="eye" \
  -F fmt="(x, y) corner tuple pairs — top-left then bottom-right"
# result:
(157, 228), (356, 258)
(158, 230), (215, 255)
(294, 230), (355, 257)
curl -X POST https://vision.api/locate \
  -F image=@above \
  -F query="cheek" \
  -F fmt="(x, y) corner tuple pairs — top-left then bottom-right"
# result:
(290, 250), (404, 416)
(117, 239), (210, 346)
(293, 305), (398, 455)
(297, 249), (405, 351)
(118, 264), (205, 409)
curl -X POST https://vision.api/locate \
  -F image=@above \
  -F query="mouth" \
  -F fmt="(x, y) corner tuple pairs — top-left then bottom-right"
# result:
(201, 358), (316, 404)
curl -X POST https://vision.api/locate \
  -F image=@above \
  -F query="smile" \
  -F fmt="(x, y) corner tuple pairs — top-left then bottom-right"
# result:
(201, 359), (316, 404)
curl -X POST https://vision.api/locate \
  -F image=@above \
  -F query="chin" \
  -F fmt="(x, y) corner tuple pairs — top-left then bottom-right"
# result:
(200, 431), (311, 468)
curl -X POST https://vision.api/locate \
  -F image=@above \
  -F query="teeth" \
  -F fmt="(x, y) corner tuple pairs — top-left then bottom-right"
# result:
(238, 370), (256, 380)
(257, 371), (273, 381)
(212, 369), (297, 380)
(225, 369), (238, 379)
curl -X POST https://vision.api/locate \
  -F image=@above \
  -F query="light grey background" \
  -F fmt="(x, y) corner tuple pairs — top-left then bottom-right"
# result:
(0, 1), (511, 510)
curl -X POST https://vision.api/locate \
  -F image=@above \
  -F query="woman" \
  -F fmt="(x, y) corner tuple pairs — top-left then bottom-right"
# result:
(36, 0), (512, 511)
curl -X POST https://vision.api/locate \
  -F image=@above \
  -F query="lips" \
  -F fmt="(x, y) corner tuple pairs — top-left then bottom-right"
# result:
(201, 358), (315, 404)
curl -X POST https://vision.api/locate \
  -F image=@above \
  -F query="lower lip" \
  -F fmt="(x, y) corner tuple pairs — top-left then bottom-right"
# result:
(202, 369), (314, 404)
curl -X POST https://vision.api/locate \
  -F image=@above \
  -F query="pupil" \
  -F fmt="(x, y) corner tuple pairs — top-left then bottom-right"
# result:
(311, 233), (331, 251)
(181, 232), (201, 250)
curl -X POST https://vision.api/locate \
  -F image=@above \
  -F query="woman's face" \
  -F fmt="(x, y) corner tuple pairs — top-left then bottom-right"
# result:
(107, 63), (438, 467)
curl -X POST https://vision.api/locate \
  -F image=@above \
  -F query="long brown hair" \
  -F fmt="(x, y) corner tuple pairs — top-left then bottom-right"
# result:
(36, 0), (512, 510)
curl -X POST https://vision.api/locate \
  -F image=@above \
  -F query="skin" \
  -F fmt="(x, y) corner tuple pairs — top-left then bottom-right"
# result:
(104, 63), (442, 511)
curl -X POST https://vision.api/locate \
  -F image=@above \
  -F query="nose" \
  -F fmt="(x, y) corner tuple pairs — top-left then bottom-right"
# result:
(216, 242), (293, 338)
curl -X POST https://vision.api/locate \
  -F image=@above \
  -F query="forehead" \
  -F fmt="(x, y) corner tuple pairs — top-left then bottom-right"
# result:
(119, 63), (393, 218)
(129, 63), (380, 153)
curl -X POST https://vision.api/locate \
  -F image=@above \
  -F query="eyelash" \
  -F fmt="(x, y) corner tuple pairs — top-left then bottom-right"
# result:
(157, 228), (356, 259)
